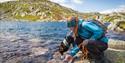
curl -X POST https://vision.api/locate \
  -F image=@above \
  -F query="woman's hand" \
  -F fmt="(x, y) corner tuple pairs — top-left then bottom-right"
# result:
(63, 54), (74, 63)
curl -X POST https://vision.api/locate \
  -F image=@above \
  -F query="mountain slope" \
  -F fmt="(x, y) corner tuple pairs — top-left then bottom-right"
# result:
(0, 0), (82, 21)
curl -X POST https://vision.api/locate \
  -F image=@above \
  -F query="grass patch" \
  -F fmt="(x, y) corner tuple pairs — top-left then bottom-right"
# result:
(14, 15), (40, 21)
(119, 22), (125, 29)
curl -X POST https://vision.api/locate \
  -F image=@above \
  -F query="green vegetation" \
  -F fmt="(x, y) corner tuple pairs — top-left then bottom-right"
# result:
(0, 0), (81, 21)
(15, 15), (40, 21)
(0, 0), (125, 22)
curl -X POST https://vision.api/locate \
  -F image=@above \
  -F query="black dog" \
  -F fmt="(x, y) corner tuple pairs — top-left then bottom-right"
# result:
(58, 36), (89, 59)
(59, 36), (74, 55)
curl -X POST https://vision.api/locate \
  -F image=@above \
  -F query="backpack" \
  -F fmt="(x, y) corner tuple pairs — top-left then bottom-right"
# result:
(79, 19), (107, 40)
(87, 19), (107, 34)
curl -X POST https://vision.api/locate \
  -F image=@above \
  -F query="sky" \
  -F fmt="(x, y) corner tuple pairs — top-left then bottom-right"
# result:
(50, 0), (125, 13)
(0, 0), (16, 3)
(0, 0), (125, 13)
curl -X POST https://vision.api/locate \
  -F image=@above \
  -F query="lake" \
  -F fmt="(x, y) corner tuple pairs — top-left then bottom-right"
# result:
(0, 21), (125, 63)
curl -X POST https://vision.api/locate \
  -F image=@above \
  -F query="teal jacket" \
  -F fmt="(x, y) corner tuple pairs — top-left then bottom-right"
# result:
(78, 19), (108, 43)
(69, 19), (108, 56)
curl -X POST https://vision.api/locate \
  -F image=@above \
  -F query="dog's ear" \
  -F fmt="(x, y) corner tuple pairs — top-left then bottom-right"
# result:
(58, 42), (69, 55)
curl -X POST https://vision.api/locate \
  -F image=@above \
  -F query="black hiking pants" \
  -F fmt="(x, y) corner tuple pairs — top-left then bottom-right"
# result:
(75, 36), (108, 61)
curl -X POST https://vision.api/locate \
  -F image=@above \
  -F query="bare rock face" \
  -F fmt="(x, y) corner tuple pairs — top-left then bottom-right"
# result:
(108, 39), (125, 49)
(108, 20), (125, 31)
(105, 49), (125, 63)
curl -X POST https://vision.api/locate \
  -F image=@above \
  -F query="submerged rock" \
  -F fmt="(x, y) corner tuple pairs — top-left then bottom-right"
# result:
(30, 47), (48, 56)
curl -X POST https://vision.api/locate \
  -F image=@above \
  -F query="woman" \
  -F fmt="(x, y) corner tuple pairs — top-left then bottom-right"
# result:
(63, 16), (108, 63)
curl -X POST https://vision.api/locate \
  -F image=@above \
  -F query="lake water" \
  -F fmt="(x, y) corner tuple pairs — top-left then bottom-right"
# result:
(0, 21), (68, 39)
(0, 21), (70, 44)
(0, 21), (125, 44)
(0, 21), (125, 63)
(0, 21), (69, 61)
(0, 21), (125, 47)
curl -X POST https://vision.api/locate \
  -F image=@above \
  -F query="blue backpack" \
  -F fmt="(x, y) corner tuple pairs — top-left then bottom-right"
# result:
(79, 19), (107, 39)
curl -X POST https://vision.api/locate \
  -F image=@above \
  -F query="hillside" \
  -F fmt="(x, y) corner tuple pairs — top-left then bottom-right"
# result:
(0, 0), (83, 21)
(0, 0), (125, 22)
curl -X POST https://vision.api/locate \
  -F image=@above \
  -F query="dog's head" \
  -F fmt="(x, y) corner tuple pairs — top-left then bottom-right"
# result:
(58, 36), (74, 55)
